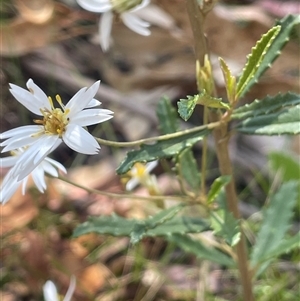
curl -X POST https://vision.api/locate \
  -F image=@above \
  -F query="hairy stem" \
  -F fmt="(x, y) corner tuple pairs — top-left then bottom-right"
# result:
(186, 0), (254, 300)
(210, 111), (254, 301)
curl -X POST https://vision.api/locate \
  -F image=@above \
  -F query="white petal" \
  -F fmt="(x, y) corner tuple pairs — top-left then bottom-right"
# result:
(31, 166), (47, 193)
(70, 108), (113, 126)
(44, 157), (67, 174)
(132, 4), (176, 30)
(126, 177), (140, 191)
(40, 161), (58, 177)
(1, 125), (42, 140)
(26, 79), (51, 110)
(0, 171), (20, 204)
(86, 98), (102, 108)
(63, 124), (100, 154)
(145, 160), (158, 173)
(21, 176), (29, 195)
(0, 156), (18, 168)
(1, 134), (40, 153)
(65, 87), (87, 113)
(77, 0), (112, 12)
(63, 276), (76, 301)
(66, 81), (100, 117)
(99, 11), (113, 51)
(9, 84), (44, 115)
(121, 13), (150, 36)
(13, 136), (61, 181)
(129, 0), (150, 12)
(43, 281), (59, 301)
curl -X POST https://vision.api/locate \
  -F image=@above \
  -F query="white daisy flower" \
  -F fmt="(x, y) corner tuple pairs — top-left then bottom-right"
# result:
(126, 160), (158, 192)
(76, 0), (151, 51)
(0, 147), (67, 204)
(0, 79), (113, 181)
(43, 276), (76, 301)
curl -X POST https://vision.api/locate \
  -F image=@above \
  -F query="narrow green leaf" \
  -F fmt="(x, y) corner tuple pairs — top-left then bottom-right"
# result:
(73, 214), (135, 238)
(235, 105), (300, 135)
(238, 15), (300, 98)
(196, 91), (230, 109)
(258, 232), (300, 262)
(219, 57), (236, 103)
(207, 175), (231, 204)
(130, 205), (186, 244)
(178, 91), (229, 121)
(237, 25), (281, 98)
(250, 181), (298, 267)
(167, 233), (235, 267)
(145, 205), (185, 228)
(177, 148), (201, 193)
(116, 129), (210, 174)
(73, 212), (210, 243)
(269, 151), (300, 203)
(232, 93), (300, 120)
(157, 97), (179, 134)
(147, 216), (209, 237)
(269, 151), (300, 182)
(210, 211), (241, 247)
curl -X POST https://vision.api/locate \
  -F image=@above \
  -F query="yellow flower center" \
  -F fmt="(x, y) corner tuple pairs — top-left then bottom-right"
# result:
(111, 0), (142, 13)
(34, 95), (70, 137)
(132, 162), (148, 180)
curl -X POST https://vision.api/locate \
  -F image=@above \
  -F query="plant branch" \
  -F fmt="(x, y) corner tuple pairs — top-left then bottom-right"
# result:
(186, 0), (254, 299)
(57, 175), (190, 202)
(95, 121), (220, 148)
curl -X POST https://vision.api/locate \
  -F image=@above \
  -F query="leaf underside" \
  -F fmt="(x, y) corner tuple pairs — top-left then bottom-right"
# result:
(231, 92), (300, 120)
(235, 105), (300, 135)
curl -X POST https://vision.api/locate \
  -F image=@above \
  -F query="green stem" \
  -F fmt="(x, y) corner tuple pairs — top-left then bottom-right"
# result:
(95, 121), (220, 148)
(57, 175), (190, 202)
(201, 106), (208, 196)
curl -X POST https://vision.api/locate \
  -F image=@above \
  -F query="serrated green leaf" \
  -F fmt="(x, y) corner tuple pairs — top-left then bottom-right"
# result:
(235, 105), (300, 135)
(269, 151), (300, 204)
(177, 95), (198, 121)
(157, 97), (179, 134)
(258, 232), (300, 262)
(250, 181), (298, 268)
(232, 93), (300, 120)
(238, 15), (300, 98)
(210, 211), (241, 247)
(147, 216), (209, 237)
(73, 211), (210, 243)
(237, 25), (281, 98)
(167, 233), (235, 267)
(116, 129), (210, 174)
(269, 151), (300, 182)
(207, 175), (231, 204)
(73, 214), (135, 238)
(178, 92), (229, 121)
(219, 57), (236, 103)
(145, 204), (185, 228)
(177, 148), (201, 194)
